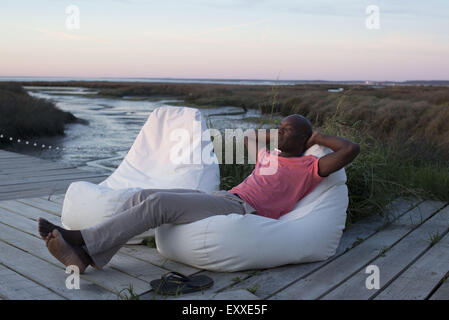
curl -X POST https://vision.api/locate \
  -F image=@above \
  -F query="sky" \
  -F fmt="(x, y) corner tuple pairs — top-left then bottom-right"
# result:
(1, 0), (448, 81)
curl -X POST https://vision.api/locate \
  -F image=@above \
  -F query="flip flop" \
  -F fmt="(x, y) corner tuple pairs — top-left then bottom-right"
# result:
(150, 271), (214, 296)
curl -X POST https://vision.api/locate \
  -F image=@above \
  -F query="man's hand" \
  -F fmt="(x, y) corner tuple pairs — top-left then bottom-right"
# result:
(306, 131), (319, 150)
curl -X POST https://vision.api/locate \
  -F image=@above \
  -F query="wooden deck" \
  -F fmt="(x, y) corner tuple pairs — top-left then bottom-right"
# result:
(0, 149), (448, 300)
(0, 150), (109, 201)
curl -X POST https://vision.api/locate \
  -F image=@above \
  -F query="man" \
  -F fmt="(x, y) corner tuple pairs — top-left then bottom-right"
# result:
(38, 114), (360, 273)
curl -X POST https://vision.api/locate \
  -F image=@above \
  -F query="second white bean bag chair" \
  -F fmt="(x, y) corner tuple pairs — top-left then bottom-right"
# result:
(61, 106), (220, 243)
(155, 144), (349, 272)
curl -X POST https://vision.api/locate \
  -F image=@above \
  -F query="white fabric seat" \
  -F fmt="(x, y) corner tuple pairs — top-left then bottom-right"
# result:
(61, 106), (220, 243)
(156, 144), (348, 272)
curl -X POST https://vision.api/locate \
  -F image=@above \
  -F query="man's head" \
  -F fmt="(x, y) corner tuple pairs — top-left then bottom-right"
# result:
(277, 114), (313, 156)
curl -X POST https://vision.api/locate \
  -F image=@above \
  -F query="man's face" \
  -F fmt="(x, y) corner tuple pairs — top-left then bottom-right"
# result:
(277, 118), (302, 152)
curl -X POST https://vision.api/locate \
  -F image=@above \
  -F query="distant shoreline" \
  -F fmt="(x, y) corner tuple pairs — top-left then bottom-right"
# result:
(1, 77), (449, 86)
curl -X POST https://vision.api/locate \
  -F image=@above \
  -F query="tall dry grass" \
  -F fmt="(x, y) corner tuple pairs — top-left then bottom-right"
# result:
(218, 87), (449, 225)
(0, 83), (85, 145)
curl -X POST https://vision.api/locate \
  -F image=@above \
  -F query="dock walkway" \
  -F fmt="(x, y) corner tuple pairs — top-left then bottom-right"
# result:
(0, 149), (448, 300)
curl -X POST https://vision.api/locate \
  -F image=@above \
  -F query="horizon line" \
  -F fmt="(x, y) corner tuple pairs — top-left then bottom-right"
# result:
(1, 76), (449, 83)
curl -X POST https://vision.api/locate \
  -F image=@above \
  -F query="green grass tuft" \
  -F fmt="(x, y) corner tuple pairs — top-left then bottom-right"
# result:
(428, 232), (444, 247)
(142, 236), (157, 248)
(117, 284), (140, 300)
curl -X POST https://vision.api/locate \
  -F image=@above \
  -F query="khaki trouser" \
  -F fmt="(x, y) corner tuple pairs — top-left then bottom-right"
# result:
(81, 188), (257, 268)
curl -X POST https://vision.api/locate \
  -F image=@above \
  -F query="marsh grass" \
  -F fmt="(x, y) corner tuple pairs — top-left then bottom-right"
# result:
(311, 96), (448, 225)
(214, 88), (449, 226)
(13, 81), (449, 149)
(3, 81), (448, 225)
(0, 83), (85, 146)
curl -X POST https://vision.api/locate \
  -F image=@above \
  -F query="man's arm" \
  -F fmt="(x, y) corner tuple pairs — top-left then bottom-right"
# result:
(306, 132), (360, 177)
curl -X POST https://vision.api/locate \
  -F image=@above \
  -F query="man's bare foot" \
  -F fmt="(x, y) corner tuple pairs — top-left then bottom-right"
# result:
(46, 230), (91, 274)
(38, 217), (84, 246)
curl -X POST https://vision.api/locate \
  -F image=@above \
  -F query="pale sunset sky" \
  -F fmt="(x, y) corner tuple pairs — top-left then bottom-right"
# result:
(1, 0), (448, 81)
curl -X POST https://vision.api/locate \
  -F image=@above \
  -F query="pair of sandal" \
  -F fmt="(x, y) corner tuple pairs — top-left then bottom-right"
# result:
(150, 271), (214, 296)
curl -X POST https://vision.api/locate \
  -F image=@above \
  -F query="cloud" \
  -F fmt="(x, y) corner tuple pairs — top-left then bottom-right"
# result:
(141, 17), (272, 47)
(32, 28), (108, 43)
(195, 18), (271, 36)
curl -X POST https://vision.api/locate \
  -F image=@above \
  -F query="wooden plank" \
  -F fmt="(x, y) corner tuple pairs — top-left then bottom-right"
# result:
(375, 230), (449, 300)
(42, 193), (65, 205)
(0, 188), (72, 201)
(0, 154), (29, 160)
(0, 188), (67, 201)
(0, 163), (77, 174)
(0, 221), (151, 296)
(0, 200), (62, 224)
(0, 172), (108, 187)
(120, 245), (201, 276)
(0, 176), (106, 200)
(0, 150), (35, 156)
(0, 240), (114, 300)
(0, 207), (50, 236)
(0, 157), (51, 163)
(0, 160), (61, 170)
(269, 201), (445, 300)
(322, 204), (449, 300)
(108, 252), (168, 283)
(218, 198), (421, 299)
(0, 150), (29, 158)
(16, 198), (63, 216)
(0, 152), (28, 158)
(0, 167), (104, 179)
(209, 289), (260, 300)
(0, 156), (70, 163)
(0, 263), (65, 300)
(429, 277), (449, 300)
(40, 193), (66, 205)
(0, 175), (108, 193)
(0, 152), (55, 161)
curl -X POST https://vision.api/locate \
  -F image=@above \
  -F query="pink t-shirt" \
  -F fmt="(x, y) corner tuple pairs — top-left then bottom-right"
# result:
(228, 148), (324, 220)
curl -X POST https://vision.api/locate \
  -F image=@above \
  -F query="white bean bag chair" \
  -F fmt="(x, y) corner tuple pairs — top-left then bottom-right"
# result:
(61, 106), (220, 243)
(155, 144), (348, 272)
